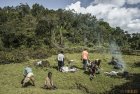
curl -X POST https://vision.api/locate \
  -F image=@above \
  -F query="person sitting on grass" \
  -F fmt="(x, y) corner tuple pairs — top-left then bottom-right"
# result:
(21, 64), (35, 87)
(109, 56), (117, 65)
(42, 72), (57, 90)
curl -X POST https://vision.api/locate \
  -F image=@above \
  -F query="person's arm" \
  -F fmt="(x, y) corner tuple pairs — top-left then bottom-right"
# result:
(87, 52), (89, 60)
(45, 77), (48, 85)
(81, 52), (83, 60)
(51, 80), (53, 86)
(23, 68), (26, 76)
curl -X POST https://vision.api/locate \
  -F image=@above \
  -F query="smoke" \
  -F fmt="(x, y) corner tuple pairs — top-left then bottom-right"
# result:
(110, 41), (126, 71)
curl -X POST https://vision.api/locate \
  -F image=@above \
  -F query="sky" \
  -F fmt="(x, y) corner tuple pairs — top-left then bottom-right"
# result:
(0, 0), (140, 34)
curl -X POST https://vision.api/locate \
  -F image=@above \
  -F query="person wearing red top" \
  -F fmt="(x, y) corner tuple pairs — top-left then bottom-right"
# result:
(81, 48), (89, 71)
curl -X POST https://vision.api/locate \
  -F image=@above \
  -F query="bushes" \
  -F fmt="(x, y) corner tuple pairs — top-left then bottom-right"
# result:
(29, 48), (51, 59)
(0, 47), (56, 64)
(64, 47), (84, 54)
(0, 50), (29, 64)
(0, 46), (112, 64)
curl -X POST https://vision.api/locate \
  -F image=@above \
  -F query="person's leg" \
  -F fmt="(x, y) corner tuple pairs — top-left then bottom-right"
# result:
(21, 76), (26, 84)
(30, 76), (35, 86)
(58, 61), (63, 71)
(89, 69), (94, 80)
(22, 77), (30, 87)
(83, 59), (87, 71)
(62, 61), (64, 67)
(58, 61), (60, 71)
(83, 59), (85, 70)
(60, 61), (63, 72)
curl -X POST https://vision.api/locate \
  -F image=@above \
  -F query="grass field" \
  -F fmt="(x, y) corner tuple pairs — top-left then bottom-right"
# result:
(0, 53), (140, 94)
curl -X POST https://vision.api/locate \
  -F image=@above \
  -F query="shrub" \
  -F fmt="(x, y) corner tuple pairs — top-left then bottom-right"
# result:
(87, 43), (94, 47)
(29, 47), (52, 59)
(0, 49), (29, 64)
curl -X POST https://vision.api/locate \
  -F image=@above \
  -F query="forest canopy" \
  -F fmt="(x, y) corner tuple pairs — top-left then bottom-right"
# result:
(0, 3), (139, 50)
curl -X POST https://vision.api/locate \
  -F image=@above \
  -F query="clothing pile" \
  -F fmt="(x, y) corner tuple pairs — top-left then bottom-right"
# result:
(104, 71), (119, 76)
(61, 66), (77, 72)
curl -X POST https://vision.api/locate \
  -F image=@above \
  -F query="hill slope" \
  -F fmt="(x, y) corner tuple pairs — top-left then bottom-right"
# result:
(0, 53), (140, 94)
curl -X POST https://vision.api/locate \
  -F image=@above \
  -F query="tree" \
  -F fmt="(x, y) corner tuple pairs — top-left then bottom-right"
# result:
(31, 3), (45, 17)
(0, 11), (8, 24)
(16, 3), (30, 18)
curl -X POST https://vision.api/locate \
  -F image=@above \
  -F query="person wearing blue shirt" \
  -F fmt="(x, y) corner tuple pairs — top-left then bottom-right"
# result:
(22, 65), (35, 87)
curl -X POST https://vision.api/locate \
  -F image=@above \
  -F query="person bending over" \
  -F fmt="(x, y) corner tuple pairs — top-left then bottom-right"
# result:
(89, 61), (97, 80)
(22, 65), (35, 87)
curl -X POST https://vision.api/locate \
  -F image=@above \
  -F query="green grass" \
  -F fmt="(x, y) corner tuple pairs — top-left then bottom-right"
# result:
(0, 53), (140, 94)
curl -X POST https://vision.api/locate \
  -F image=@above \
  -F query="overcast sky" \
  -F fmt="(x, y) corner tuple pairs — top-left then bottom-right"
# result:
(0, 0), (140, 33)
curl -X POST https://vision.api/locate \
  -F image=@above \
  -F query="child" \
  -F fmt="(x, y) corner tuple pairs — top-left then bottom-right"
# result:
(42, 72), (57, 90)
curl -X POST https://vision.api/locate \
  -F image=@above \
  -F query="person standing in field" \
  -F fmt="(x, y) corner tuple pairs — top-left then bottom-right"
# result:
(57, 51), (65, 71)
(81, 48), (89, 71)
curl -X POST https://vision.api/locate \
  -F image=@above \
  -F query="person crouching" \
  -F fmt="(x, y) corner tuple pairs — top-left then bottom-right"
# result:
(89, 61), (97, 80)
(22, 65), (35, 87)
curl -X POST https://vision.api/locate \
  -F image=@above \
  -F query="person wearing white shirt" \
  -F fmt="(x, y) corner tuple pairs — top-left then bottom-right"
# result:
(57, 51), (64, 71)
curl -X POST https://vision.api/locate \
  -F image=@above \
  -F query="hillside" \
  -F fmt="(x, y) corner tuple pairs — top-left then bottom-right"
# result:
(0, 53), (140, 94)
(0, 3), (140, 51)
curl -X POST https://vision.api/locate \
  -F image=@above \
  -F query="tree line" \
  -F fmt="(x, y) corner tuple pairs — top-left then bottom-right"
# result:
(0, 3), (140, 51)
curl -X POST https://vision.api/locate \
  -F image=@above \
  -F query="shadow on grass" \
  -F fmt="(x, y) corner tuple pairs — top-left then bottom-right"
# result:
(71, 65), (83, 70)
(83, 71), (90, 75)
(134, 61), (140, 67)
(21, 78), (34, 87)
(52, 66), (58, 71)
(104, 73), (140, 94)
